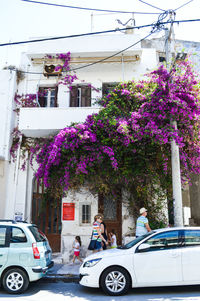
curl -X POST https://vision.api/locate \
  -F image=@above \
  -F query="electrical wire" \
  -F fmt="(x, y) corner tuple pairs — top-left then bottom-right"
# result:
(21, 0), (160, 14)
(174, 0), (195, 11)
(1, 18), (200, 47)
(8, 31), (156, 75)
(137, 0), (165, 12)
(71, 32), (155, 71)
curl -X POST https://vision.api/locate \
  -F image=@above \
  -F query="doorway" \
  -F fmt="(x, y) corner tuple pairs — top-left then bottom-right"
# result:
(31, 179), (61, 252)
(98, 193), (122, 245)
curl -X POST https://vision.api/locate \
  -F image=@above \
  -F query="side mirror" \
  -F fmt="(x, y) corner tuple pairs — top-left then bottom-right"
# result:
(138, 243), (150, 252)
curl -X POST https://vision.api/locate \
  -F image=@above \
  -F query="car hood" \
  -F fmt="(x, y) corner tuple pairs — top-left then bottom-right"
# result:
(84, 248), (130, 261)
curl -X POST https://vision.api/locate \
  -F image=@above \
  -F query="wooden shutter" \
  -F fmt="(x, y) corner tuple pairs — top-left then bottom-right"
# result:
(38, 87), (46, 107)
(54, 86), (58, 107)
(81, 86), (91, 107)
(70, 86), (78, 107)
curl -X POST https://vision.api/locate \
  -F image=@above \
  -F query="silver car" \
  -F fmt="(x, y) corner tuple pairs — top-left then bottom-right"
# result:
(0, 220), (54, 294)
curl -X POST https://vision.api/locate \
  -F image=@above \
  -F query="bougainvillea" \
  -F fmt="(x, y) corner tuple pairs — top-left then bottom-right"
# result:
(24, 58), (200, 226)
(11, 53), (200, 226)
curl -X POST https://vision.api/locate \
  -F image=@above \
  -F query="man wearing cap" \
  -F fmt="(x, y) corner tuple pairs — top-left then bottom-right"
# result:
(135, 208), (151, 237)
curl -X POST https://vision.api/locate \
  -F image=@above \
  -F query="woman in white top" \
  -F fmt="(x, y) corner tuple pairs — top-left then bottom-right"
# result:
(109, 229), (117, 248)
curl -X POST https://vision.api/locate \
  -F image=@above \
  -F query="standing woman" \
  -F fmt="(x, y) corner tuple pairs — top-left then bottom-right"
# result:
(92, 215), (107, 253)
(99, 214), (108, 250)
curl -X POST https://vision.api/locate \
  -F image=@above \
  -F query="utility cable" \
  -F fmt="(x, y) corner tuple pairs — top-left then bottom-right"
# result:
(21, 0), (160, 14)
(137, 0), (165, 12)
(8, 31), (156, 75)
(174, 0), (195, 11)
(71, 31), (155, 72)
(1, 18), (200, 47)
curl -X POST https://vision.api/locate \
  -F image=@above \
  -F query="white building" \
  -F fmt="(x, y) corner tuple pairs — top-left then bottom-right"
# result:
(1, 31), (197, 262)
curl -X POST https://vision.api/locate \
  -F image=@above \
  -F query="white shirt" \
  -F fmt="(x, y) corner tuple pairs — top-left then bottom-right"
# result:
(111, 234), (117, 248)
(73, 241), (80, 252)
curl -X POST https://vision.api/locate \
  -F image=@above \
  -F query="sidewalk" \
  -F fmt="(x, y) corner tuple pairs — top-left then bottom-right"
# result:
(43, 253), (80, 283)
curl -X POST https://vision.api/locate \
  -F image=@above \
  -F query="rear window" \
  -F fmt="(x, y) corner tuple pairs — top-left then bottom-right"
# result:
(28, 226), (47, 242)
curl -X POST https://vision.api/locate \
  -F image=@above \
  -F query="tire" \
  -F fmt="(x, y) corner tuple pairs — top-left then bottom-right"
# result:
(2, 268), (29, 294)
(100, 266), (131, 296)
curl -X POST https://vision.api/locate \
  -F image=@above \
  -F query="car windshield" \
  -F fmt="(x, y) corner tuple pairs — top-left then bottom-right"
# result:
(118, 231), (156, 249)
(28, 226), (47, 242)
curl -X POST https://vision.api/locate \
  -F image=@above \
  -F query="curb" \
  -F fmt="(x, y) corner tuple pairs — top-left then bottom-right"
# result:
(42, 274), (80, 283)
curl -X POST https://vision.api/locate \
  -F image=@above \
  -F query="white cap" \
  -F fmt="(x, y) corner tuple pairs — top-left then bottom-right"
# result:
(139, 207), (147, 214)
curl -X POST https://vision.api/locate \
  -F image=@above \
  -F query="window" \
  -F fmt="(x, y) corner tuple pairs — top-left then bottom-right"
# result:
(70, 85), (91, 107)
(184, 230), (200, 246)
(28, 226), (47, 242)
(10, 227), (27, 243)
(144, 231), (180, 251)
(0, 227), (7, 247)
(159, 56), (166, 63)
(80, 204), (91, 224)
(102, 83), (119, 96)
(38, 87), (58, 107)
(103, 196), (117, 220)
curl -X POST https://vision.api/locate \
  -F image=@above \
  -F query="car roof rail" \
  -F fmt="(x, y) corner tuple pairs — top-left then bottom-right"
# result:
(0, 219), (17, 224)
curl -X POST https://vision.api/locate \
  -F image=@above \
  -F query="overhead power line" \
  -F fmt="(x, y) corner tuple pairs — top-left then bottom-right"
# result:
(21, 0), (160, 14)
(71, 32), (155, 72)
(174, 0), (195, 11)
(1, 18), (200, 47)
(9, 31), (155, 75)
(137, 0), (165, 12)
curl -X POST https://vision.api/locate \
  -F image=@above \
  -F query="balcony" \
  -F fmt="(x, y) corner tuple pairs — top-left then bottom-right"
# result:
(19, 107), (100, 138)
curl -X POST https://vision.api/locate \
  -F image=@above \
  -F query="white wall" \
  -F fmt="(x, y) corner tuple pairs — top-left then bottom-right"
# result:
(0, 70), (16, 218)
(26, 34), (142, 58)
(0, 70), (16, 160)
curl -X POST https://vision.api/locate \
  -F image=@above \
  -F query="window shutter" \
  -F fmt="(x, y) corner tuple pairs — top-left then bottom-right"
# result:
(54, 86), (58, 107)
(81, 86), (91, 107)
(70, 86), (78, 107)
(38, 87), (46, 107)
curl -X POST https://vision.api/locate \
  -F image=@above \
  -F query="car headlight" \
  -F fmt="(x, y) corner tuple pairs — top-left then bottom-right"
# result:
(83, 258), (102, 268)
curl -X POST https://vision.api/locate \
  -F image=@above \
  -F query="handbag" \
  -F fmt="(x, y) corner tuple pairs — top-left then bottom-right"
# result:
(88, 231), (99, 250)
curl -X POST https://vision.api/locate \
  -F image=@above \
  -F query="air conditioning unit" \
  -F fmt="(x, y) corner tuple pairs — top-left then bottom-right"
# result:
(43, 64), (62, 77)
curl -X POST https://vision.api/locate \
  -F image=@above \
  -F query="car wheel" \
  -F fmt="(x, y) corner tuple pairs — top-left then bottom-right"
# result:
(100, 266), (131, 296)
(2, 268), (29, 294)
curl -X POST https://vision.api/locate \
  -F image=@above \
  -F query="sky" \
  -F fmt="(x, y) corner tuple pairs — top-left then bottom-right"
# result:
(1, 0), (200, 68)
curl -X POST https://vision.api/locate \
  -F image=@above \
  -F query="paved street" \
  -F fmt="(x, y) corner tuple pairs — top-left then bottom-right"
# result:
(1, 282), (200, 301)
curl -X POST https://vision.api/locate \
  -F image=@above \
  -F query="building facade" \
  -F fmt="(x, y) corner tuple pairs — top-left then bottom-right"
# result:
(1, 32), (199, 261)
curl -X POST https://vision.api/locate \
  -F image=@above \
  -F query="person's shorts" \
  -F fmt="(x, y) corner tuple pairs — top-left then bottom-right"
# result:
(74, 251), (80, 256)
(94, 241), (102, 250)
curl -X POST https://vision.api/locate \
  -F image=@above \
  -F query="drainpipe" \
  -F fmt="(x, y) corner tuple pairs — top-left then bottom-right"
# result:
(91, 13), (94, 32)
(13, 135), (22, 220)
(121, 54), (125, 81)
(24, 153), (30, 222)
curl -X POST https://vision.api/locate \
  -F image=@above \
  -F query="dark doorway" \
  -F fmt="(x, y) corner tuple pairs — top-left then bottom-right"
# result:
(98, 193), (122, 245)
(32, 180), (61, 252)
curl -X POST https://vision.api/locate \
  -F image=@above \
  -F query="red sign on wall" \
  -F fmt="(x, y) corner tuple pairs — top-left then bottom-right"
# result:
(62, 203), (75, 221)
